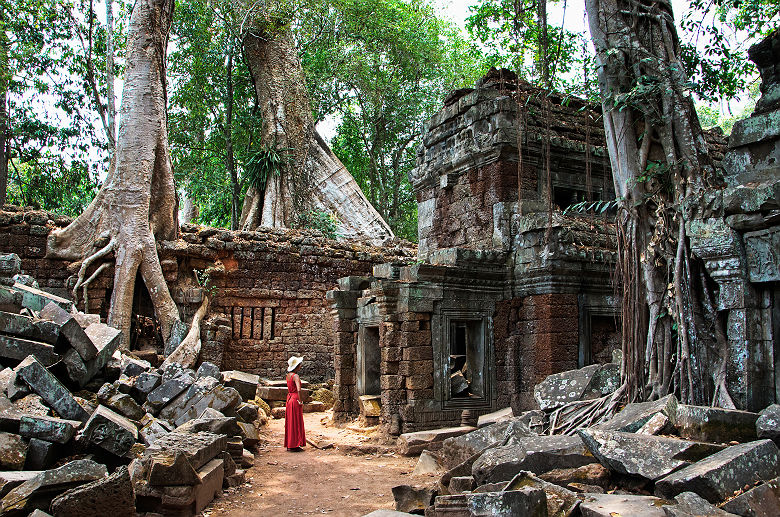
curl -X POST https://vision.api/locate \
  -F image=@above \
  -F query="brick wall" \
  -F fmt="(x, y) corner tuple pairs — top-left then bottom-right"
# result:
(0, 207), (414, 381)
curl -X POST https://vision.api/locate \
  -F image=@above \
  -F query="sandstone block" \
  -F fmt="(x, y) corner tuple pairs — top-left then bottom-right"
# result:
(756, 404), (780, 443)
(675, 405), (758, 443)
(15, 355), (89, 422)
(50, 465), (135, 517)
(0, 432), (27, 469)
(222, 370), (260, 401)
(39, 302), (97, 361)
(18, 414), (80, 444)
(595, 394), (678, 433)
(82, 405), (138, 456)
(398, 426), (476, 456)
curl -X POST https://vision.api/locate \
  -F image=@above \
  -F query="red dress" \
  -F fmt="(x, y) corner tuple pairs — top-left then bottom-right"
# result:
(284, 373), (306, 449)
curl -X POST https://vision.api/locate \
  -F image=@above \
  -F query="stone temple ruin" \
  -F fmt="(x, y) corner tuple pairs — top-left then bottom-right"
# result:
(0, 28), (778, 517)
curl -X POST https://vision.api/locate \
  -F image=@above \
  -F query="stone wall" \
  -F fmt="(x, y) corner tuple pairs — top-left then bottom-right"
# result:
(0, 207), (415, 381)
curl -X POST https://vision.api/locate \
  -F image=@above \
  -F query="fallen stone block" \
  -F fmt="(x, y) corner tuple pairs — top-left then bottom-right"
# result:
(12, 394), (49, 417)
(0, 431), (27, 469)
(534, 363), (620, 411)
(0, 471), (40, 499)
(270, 406), (285, 419)
(0, 311), (60, 344)
(196, 361), (221, 381)
(146, 371), (195, 411)
(145, 431), (227, 485)
(132, 371), (161, 401)
(439, 417), (536, 469)
(60, 348), (91, 388)
(82, 405), (139, 456)
(721, 475), (780, 517)
(433, 487), (547, 516)
(256, 385), (311, 403)
(236, 421), (260, 448)
(472, 434), (595, 484)
(0, 254), (21, 282)
(398, 426), (477, 456)
(121, 357), (151, 377)
(159, 375), (220, 423)
(392, 484), (436, 514)
(448, 476), (475, 494)
(9, 283), (73, 313)
(15, 355), (89, 422)
(0, 459), (107, 515)
(222, 370), (260, 401)
(637, 412), (674, 436)
(140, 416), (171, 446)
(477, 407), (513, 428)
(18, 414), (80, 444)
(5, 368), (30, 401)
(175, 412), (239, 437)
(505, 471), (580, 517)
(675, 405), (758, 444)
(83, 322), (121, 374)
(578, 493), (670, 517)
(756, 404), (780, 444)
(359, 394), (381, 417)
(73, 312), (100, 328)
(655, 439), (780, 503)
(663, 491), (738, 517)
(412, 450), (443, 477)
(24, 438), (59, 470)
(172, 384), (241, 427)
(235, 402), (259, 423)
(149, 451), (201, 486)
(303, 401), (326, 413)
(0, 367), (13, 394)
(39, 302), (97, 361)
(49, 465), (135, 517)
(595, 394), (678, 433)
(165, 458), (225, 514)
(578, 429), (725, 481)
(97, 383), (145, 421)
(0, 335), (60, 367)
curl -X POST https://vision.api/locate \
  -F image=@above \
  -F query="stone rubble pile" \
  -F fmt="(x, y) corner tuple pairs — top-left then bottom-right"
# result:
(387, 362), (780, 517)
(0, 253), (268, 516)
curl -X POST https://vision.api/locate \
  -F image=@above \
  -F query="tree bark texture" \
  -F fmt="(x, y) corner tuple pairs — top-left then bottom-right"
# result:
(586, 0), (726, 405)
(240, 27), (393, 243)
(47, 0), (183, 349)
(0, 7), (9, 208)
(106, 0), (116, 149)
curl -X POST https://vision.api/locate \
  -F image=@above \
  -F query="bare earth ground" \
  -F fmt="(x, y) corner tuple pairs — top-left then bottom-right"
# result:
(205, 412), (420, 517)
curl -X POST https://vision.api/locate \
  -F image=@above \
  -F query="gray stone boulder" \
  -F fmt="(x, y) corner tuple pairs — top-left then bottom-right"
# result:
(721, 475), (780, 517)
(18, 415), (81, 444)
(477, 407), (513, 428)
(472, 434), (595, 484)
(15, 355), (89, 422)
(675, 405), (758, 443)
(534, 363), (620, 411)
(82, 405), (139, 456)
(222, 370), (260, 401)
(433, 488), (547, 517)
(655, 439), (780, 503)
(391, 484), (436, 514)
(595, 394), (678, 433)
(437, 416), (537, 469)
(756, 404), (780, 443)
(579, 493), (671, 517)
(0, 432), (27, 469)
(505, 471), (579, 517)
(143, 431), (227, 486)
(578, 429), (725, 481)
(49, 465), (135, 517)
(398, 426), (476, 456)
(0, 459), (107, 515)
(663, 492), (738, 517)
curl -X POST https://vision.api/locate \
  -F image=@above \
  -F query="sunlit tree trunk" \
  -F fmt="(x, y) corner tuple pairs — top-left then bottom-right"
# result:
(239, 24), (393, 243)
(47, 0), (195, 351)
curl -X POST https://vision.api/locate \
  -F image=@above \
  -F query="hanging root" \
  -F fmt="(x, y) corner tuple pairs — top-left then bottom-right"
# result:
(161, 296), (209, 369)
(547, 383), (628, 435)
(72, 237), (116, 304)
(80, 262), (111, 313)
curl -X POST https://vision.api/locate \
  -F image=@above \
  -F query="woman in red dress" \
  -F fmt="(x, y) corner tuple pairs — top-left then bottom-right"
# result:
(285, 356), (306, 451)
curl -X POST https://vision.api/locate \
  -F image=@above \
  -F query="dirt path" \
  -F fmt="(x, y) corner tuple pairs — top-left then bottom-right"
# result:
(206, 413), (421, 517)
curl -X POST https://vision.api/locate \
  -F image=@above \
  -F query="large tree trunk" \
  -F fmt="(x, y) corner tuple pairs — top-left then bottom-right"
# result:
(0, 7), (8, 208)
(239, 26), (393, 243)
(586, 0), (726, 405)
(47, 0), (186, 349)
(105, 0), (116, 150)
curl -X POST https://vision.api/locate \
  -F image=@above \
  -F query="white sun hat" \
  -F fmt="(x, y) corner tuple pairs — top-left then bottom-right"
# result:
(287, 356), (303, 372)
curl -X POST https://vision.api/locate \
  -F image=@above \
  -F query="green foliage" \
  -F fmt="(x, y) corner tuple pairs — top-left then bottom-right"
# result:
(168, 0), (261, 229)
(1, 0), (124, 212)
(300, 0), (485, 241)
(297, 210), (341, 240)
(244, 144), (291, 190)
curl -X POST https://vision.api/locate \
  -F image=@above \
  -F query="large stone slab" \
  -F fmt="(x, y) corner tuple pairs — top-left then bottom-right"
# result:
(505, 471), (580, 517)
(0, 471), (40, 499)
(9, 283), (73, 313)
(439, 417), (536, 469)
(25, 438), (59, 470)
(0, 311), (60, 344)
(675, 405), (758, 443)
(172, 384), (241, 427)
(0, 459), (107, 515)
(222, 370), (260, 401)
(15, 355), (89, 422)
(578, 429), (725, 481)
(721, 475), (780, 517)
(595, 394), (678, 433)
(472, 434), (595, 484)
(97, 383), (145, 421)
(655, 439), (780, 503)
(756, 404), (780, 443)
(49, 465), (135, 517)
(391, 485), (436, 514)
(83, 322), (121, 371)
(477, 407), (513, 428)
(0, 335), (60, 367)
(398, 426), (477, 456)
(136, 458), (225, 514)
(146, 371), (195, 410)
(579, 493), (671, 517)
(256, 385), (311, 402)
(664, 492), (738, 517)
(82, 405), (139, 456)
(145, 431), (227, 485)
(19, 415), (81, 444)
(39, 302), (97, 361)
(534, 363), (620, 411)
(158, 375), (219, 423)
(433, 487), (547, 516)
